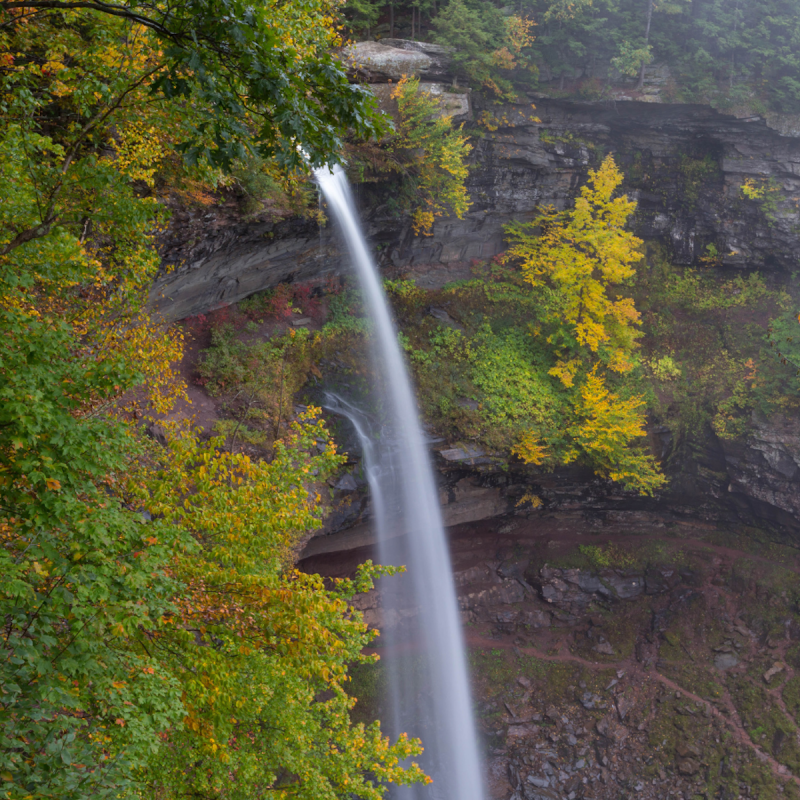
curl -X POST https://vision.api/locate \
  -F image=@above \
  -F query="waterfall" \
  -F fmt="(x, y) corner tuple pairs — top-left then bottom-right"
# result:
(315, 164), (485, 800)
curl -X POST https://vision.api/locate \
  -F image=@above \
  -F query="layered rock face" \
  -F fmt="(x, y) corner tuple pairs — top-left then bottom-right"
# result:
(151, 39), (800, 323)
(721, 414), (800, 529)
(151, 40), (800, 533)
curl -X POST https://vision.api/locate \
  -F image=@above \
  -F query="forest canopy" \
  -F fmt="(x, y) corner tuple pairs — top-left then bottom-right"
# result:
(0, 2), (426, 799)
(345, 0), (800, 112)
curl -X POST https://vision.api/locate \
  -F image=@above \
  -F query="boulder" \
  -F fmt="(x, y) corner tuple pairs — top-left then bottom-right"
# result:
(344, 40), (454, 82)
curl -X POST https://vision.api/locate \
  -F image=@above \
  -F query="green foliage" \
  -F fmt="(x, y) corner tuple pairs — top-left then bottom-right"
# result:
(323, 288), (372, 335)
(468, 326), (563, 431)
(612, 41), (653, 77)
(767, 307), (800, 379)
(632, 243), (799, 455)
(198, 325), (316, 448)
(518, 0), (800, 111)
(342, 0), (383, 37)
(346, 77), (472, 235)
(431, 0), (535, 98)
(367, 0), (800, 112)
(0, 349), (188, 797)
(666, 270), (769, 311)
(646, 354), (682, 381)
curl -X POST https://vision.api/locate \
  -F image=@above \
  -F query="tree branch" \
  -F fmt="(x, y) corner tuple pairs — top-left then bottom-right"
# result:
(0, 62), (164, 257)
(0, 0), (178, 39)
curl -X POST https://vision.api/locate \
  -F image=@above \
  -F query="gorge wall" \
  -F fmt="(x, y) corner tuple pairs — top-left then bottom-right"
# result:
(152, 40), (800, 537)
(152, 41), (800, 323)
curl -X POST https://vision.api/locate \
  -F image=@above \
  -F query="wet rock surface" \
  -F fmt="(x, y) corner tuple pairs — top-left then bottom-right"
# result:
(152, 60), (800, 322)
(310, 511), (800, 800)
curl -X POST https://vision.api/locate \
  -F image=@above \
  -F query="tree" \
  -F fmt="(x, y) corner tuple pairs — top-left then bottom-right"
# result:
(0, 0), (384, 173)
(0, 4), (425, 798)
(568, 367), (666, 494)
(135, 417), (428, 800)
(505, 155), (664, 494)
(505, 155), (643, 376)
(375, 75), (472, 235)
(523, 0), (599, 91)
(431, 0), (535, 98)
(342, 0), (383, 38)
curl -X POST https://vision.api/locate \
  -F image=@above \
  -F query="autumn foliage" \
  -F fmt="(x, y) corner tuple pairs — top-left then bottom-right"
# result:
(505, 156), (664, 494)
(0, 3), (422, 799)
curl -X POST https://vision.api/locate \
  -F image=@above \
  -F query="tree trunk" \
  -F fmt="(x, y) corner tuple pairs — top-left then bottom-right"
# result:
(637, 0), (654, 91)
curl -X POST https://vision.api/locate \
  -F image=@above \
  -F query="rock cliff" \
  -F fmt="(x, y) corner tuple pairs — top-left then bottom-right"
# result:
(151, 40), (800, 323)
(152, 40), (800, 534)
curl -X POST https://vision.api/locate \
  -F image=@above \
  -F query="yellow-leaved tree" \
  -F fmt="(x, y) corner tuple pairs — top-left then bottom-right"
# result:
(505, 155), (665, 495)
(506, 154), (642, 375)
(390, 76), (472, 236)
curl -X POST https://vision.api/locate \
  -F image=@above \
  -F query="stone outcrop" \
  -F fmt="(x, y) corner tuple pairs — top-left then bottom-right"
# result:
(343, 39), (456, 83)
(720, 413), (800, 527)
(151, 45), (800, 321)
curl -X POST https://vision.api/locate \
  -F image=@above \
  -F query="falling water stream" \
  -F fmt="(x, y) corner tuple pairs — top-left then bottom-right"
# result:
(314, 164), (485, 800)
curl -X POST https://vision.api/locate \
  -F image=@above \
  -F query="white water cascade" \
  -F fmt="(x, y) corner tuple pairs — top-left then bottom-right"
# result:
(315, 164), (485, 800)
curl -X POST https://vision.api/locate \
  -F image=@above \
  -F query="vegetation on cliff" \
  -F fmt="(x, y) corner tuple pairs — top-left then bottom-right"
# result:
(380, 157), (665, 494)
(345, 0), (800, 112)
(3, 0), (800, 796)
(0, 3), (426, 799)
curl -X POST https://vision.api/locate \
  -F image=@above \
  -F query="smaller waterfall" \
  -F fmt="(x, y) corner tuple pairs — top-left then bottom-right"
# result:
(315, 165), (485, 800)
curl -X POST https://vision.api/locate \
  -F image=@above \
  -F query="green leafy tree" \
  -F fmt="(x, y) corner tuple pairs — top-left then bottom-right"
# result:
(431, 0), (535, 98)
(612, 40), (653, 79)
(342, 0), (384, 37)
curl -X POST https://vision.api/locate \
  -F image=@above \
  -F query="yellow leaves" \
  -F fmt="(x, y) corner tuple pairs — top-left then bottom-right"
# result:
(741, 178), (766, 200)
(512, 431), (548, 465)
(506, 155), (642, 373)
(570, 367), (665, 495)
(412, 208), (435, 236)
(548, 357), (581, 387)
(516, 492), (543, 509)
(45, 477), (61, 491)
